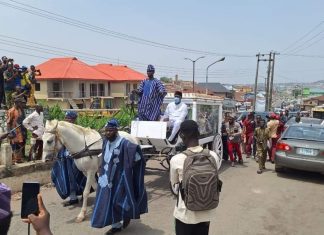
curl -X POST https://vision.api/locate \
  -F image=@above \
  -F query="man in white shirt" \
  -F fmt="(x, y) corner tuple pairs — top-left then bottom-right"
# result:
(22, 105), (44, 160)
(170, 120), (221, 235)
(162, 91), (188, 142)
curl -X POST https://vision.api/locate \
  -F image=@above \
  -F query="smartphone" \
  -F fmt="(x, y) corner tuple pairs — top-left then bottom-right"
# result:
(21, 182), (40, 219)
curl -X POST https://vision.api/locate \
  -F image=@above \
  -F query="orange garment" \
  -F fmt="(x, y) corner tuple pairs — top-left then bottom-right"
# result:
(7, 107), (24, 143)
(267, 120), (279, 139)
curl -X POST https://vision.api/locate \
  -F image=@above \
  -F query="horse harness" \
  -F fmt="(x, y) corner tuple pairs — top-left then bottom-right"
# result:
(45, 127), (102, 160)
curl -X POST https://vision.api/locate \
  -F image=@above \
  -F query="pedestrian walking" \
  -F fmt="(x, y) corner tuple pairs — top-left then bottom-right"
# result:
(133, 64), (166, 121)
(226, 116), (243, 166)
(170, 120), (222, 235)
(267, 113), (280, 163)
(243, 112), (255, 157)
(51, 111), (87, 206)
(91, 119), (147, 234)
(254, 119), (269, 174)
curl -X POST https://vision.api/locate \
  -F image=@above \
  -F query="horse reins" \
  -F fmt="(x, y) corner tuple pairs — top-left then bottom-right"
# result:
(45, 124), (102, 160)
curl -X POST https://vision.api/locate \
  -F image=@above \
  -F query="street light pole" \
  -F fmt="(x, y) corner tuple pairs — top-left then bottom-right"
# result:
(185, 56), (205, 92)
(205, 57), (225, 94)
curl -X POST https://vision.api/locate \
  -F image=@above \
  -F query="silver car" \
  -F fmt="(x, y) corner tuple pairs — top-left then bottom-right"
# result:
(275, 123), (324, 173)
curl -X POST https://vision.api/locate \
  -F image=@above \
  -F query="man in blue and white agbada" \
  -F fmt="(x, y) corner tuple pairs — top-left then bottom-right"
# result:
(162, 91), (188, 142)
(51, 111), (87, 207)
(135, 64), (167, 121)
(91, 119), (147, 234)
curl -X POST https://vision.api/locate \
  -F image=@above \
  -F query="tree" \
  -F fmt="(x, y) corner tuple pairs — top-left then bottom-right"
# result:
(160, 77), (172, 83)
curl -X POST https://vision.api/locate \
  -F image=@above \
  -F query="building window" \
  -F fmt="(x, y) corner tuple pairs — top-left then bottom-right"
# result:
(52, 82), (61, 97)
(35, 83), (41, 91)
(133, 83), (137, 90)
(126, 83), (131, 96)
(99, 83), (105, 96)
(90, 83), (97, 96)
(107, 82), (111, 96)
(79, 83), (86, 97)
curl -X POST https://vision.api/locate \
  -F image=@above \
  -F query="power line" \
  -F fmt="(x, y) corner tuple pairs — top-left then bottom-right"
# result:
(281, 53), (324, 59)
(0, 34), (255, 75)
(281, 20), (324, 52)
(285, 31), (324, 54)
(0, 0), (254, 58)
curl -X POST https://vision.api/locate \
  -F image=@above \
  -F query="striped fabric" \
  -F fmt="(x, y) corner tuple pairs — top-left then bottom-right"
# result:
(51, 148), (87, 199)
(137, 78), (166, 121)
(91, 138), (148, 228)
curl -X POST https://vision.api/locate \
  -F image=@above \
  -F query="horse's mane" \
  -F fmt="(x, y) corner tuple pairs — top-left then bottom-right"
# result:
(45, 120), (100, 136)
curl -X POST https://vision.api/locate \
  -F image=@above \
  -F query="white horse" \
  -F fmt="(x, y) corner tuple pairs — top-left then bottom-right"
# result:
(42, 120), (138, 223)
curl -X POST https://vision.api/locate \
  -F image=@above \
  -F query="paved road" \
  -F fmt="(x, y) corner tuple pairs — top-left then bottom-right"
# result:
(8, 157), (324, 235)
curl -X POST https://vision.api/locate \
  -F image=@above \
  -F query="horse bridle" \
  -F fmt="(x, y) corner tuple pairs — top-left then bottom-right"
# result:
(44, 122), (102, 160)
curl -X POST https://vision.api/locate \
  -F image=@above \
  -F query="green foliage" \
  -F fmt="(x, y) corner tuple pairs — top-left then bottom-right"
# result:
(160, 77), (172, 83)
(113, 105), (137, 128)
(45, 104), (136, 131)
(48, 104), (65, 120)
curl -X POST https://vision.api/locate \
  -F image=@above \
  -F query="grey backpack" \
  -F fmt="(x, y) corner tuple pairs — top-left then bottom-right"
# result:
(179, 149), (222, 211)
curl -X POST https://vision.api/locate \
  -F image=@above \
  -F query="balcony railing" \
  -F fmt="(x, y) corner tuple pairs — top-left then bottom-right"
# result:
(48, 91), (73, 98)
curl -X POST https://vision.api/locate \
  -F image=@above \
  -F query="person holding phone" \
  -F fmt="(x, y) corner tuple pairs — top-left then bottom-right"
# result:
(22, 194), (53, 235)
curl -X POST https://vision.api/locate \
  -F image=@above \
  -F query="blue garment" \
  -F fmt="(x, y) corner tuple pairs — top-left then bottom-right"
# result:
(51, 147), (87, 200)
(143, 79), (153, 96)
(91, 137), (148, 228)
(137, 78), (166, 121)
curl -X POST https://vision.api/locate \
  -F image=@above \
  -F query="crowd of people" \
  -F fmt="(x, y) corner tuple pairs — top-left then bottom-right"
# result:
(0, 55), (43, 165)
(222, 110), (297, 174)
(0, 56), (40, 109)
(2, 63), (298, 235)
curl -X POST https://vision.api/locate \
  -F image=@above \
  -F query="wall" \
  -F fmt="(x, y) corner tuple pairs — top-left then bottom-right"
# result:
(111, 82), (126, 97)
(34, 80), (48, 99)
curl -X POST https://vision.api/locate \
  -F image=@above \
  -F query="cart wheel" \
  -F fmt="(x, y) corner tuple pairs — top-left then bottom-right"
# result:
(212, 133), (223, 167)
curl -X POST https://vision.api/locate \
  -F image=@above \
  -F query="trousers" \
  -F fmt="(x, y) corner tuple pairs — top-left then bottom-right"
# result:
(167, 119), (182, 141)
(228, 141), (242, 162)
(175, 219), (210, 235)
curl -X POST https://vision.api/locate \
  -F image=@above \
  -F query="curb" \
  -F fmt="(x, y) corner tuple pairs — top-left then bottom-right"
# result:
(0, 161), (54, 193)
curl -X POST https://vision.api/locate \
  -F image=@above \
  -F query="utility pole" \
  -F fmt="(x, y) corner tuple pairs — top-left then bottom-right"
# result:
(265, 52), (272, 111)
(268, 52), (279, 111)
(253, 53), (268, 111)
(253, 53), (260, 111)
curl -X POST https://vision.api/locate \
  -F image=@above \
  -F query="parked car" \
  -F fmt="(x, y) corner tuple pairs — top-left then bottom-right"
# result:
(275, 123), (324, 173)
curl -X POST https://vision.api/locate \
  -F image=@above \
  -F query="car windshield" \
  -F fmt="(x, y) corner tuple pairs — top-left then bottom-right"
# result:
(286, 117), (323, 125)
(284, 126), (324, 142)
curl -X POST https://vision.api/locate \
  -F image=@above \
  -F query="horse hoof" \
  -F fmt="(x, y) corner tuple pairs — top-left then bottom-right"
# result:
(75, 216), (84, 223)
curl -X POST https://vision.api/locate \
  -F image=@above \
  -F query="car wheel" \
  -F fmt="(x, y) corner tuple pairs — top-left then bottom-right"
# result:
(275, 164), (285, 173)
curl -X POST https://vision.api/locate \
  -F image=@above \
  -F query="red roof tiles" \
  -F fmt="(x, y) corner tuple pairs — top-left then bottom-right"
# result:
(36, 57), (145, 82)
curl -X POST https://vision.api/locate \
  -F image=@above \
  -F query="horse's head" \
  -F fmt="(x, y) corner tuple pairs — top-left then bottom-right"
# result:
(42, 120), (62, 162)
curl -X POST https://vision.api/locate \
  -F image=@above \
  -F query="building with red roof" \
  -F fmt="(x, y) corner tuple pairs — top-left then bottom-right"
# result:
(35, 57), (146, 108)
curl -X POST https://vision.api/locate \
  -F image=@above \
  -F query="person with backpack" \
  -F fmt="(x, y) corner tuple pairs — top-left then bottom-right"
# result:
(170, 120), (222, 235)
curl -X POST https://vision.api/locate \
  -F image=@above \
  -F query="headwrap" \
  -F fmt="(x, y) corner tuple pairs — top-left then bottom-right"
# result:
(21, 66), (28, 71)
(14, 64), (20, 69)
(65, 111), (78, 119)
(147, 64), (155, 72)
(105, 119), (119, 129)
(174, 91), (183, 98)
(0, 183), (11, 221)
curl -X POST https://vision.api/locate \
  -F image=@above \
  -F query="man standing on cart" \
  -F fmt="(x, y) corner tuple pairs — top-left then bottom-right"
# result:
(133, 65), (167, 121)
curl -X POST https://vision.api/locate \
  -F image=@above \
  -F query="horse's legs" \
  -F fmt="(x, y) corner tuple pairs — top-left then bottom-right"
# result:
(75, 171), (95, 223)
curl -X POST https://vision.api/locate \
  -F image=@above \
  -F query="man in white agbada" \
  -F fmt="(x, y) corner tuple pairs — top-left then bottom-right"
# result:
(22, 105), (44, 160)
(162, 91), (188, 142)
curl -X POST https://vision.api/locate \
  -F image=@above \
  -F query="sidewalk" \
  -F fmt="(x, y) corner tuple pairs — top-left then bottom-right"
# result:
(0, 160), (53, 192)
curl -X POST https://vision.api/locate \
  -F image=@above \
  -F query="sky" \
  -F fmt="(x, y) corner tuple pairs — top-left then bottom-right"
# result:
(1, 0), (324, 85)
